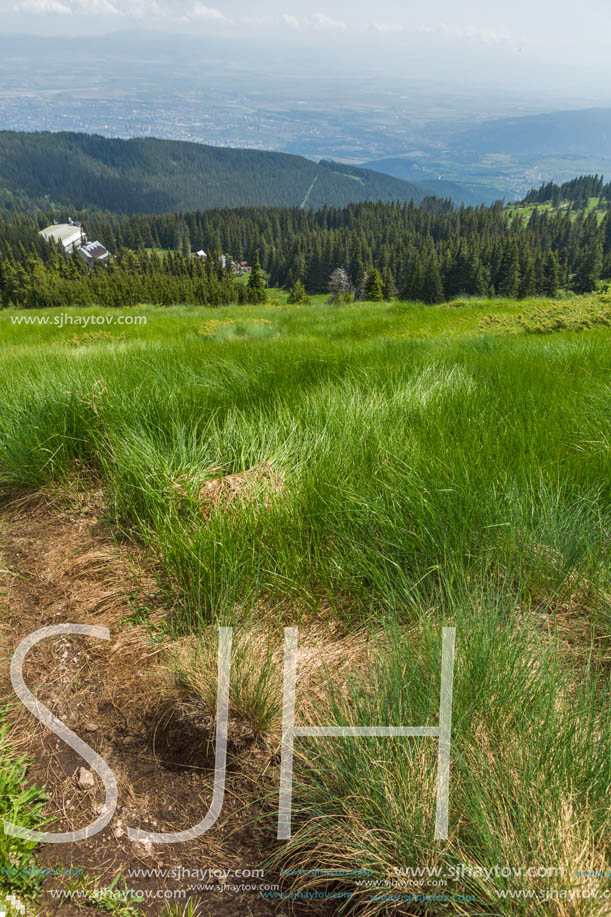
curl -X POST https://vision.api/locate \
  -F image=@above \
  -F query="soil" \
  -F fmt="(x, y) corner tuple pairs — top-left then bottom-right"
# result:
(0, 490), (322, 917)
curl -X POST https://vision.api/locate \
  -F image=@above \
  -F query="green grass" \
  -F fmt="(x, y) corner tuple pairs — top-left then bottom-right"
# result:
(143, 247), (173, 257)
(0, 295), (609, 914)
(0, 290), (598, 347)
(1, 296), (609, 628)
(508, 195), (609, 223)
(0, 713), (50, 906)
(56, 873), (143, 914)
(273, 595), (610, 913)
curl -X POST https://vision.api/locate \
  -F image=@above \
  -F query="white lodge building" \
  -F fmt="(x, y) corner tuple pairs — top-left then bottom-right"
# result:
(39, 221), (86, 253)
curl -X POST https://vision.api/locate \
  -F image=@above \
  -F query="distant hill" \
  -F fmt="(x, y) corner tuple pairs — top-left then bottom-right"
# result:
(0, 131), (427, 214)
(452, 108), (611, 156)
(361, 158), (505, 205)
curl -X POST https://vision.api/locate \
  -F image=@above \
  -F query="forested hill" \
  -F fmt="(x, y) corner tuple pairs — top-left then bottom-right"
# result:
(0, 131), (428, 214)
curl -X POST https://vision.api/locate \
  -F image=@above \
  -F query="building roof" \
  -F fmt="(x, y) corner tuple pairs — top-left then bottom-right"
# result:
(39, 223), (84, 247)
(79, 241), (109, 262)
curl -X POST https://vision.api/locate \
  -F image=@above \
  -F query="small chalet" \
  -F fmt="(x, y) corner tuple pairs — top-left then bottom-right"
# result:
(78, 240), (110, 267)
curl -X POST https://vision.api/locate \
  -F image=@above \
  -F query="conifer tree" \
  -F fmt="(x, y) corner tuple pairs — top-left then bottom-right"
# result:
(541, 251), (560, 296)
(382, 265), (396, 300)
(400, 257), (422, 302)
(468, 250), (488, 296)
(573, 241), (603, 293)
(365, 266), (384, 302)
(518, 253), (537, 299)
(420, 252), (444, 304)
(247, 250), (267, 303)
(287, 279), (310, 304)
(498, 248), (521, 298)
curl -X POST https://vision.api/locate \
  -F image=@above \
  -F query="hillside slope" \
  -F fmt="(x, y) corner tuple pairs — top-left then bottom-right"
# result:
(0, 131), (426, 214)
(362, 158), (505, 205)
(451, 107), (611, 156)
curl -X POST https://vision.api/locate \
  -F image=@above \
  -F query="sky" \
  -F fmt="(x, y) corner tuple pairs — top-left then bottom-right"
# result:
(2, 1), (611, 99)
(1, 0), (607, 47)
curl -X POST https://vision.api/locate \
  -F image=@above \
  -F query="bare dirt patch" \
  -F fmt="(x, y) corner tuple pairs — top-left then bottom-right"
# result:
(198, 463), (285, 517)
(0, 488), (308, 916)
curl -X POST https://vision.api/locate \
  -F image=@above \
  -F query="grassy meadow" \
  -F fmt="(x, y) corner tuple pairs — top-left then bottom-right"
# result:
(0, 293), (610, 914)
(507, 195), (610, 224)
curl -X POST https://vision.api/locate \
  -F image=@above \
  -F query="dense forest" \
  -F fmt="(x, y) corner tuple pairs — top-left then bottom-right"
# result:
(1, 185), (611, 307)
(77, 197), (611, 300)
(0, 131), (427, 214)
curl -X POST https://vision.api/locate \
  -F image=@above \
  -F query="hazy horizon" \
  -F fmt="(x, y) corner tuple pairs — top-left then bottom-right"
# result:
(3, 1), (611, 101)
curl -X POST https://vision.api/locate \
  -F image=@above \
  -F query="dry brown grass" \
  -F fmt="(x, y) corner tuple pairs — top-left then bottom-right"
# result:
(166, 621), (380, 747)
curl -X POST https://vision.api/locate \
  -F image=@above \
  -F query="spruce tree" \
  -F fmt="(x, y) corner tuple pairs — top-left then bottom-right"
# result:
(541, 251), (560, 296)
(287, 279), (310, 304)
(400, 257), (422, 302)
(247, 250), (267, 303)
(468, 250), (488, 296)
(420, 253), (445, 304)
(573, 241), (603, 293)
(365, 267), (384, 302)
(518, 254), (537, 299)
(382, 266), (396, 300)
(498, 248), (521, 298)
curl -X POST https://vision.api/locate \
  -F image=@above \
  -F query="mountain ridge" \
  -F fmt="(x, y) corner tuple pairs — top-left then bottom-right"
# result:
(0, 131), (431, 214)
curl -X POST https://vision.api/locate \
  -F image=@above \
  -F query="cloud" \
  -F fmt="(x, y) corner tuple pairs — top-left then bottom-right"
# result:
(13, 0), (71, 12)
(281, 13), (300, 28)
(311, 12), (347, 30)
(13, 0), (121, 13)
(374, 23), (405, 33)
(12, 0), (227, 19)
(417, 22), (518, 46)
(72, 0), (120, 13)
(186, 2), (227, 22)
(128, 0), (162, 16)
(280, 11), (347, 31)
